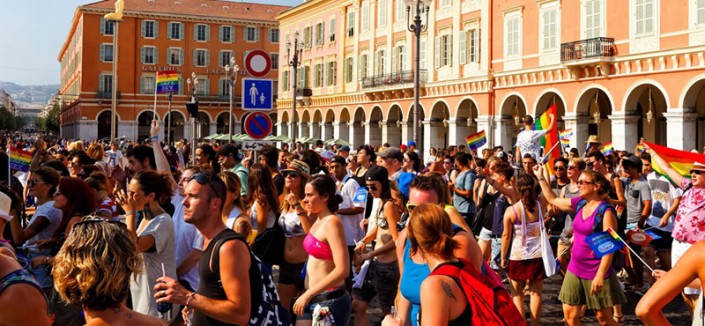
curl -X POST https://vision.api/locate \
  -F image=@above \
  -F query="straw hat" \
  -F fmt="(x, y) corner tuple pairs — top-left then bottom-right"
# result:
(586, 135), (601, 144)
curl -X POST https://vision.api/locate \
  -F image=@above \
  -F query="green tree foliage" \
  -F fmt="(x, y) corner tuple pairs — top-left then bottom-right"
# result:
(35, 102), (60, 133)
(0, 105), (19, 131)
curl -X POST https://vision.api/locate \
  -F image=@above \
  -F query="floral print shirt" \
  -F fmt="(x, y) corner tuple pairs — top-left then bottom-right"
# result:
(672, 179), (705, 243)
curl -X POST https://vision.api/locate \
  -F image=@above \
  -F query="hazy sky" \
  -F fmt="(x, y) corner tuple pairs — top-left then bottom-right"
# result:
(0, 0), (299, 86)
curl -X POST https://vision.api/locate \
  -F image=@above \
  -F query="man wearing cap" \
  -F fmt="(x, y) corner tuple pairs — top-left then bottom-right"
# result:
(338, 145), (351, 160)
(619, 154), (652, 295)
(645, 144), (705, 313)
(407, 141), (418, 155)
(377, 147), (405, 181)
(218, 144), (248, 196)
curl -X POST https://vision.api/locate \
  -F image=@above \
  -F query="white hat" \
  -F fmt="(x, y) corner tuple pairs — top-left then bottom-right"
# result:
(0, 192), (13, 221)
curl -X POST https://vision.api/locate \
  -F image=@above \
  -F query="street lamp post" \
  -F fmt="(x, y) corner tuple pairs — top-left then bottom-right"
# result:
(223, 57), (239, 143)
(186, 73), (199, 165)
(405, 0), (429, 147)
(286, 31), (304, 151)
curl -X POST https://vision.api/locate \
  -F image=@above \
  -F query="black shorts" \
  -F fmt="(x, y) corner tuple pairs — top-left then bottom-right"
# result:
(352, 260), (399, 311)
(647, 228), (674, 251)
(278, 260), (305, 290)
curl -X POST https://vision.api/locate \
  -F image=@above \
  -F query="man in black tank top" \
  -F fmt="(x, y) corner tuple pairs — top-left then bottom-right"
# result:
(154, 172), (256, 326)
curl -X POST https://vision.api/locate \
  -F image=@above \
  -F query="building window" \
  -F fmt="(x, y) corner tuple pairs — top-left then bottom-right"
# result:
(361, 3), (370, 32)
(394, 45), (404, 72)
(196, 78), (208, 95)
(435, 34), (451, 67)
(504, 12), (521, 57)
(314, 63), (324, 87)
(360, 54), (369, 79)
(584, 0), (603, 38)
(100, 44), (113, 62)
(698, 0), (705, 25)
(376, 50), (385, 75)
(221, 26), (233, 42)
(220, 51), (232, 67)
(169, 22), (183, 40)
(101, 18), (115, 35)
(297, 66), (310, 88)
(396, 0), (405, 22)
(283, 70), (290, 91)
(378, 0), (387, 27)
(304, 26), (312, 48)
(142, 46), (157, 64)
(270, 53), (279, 69)
(220, 79), (231, 96)
(269, 28), (279, 42)
(347, 11), (355, 36)
(344, 57), (354, 83)
(326, 61), (336, 86)
(141, 76), (156, 94)
(142, 20), (157, 38)
(315, 23), (325, 46)
(246, 27), (260, 42)
(330, 18), (336, 42)
(168, 48), (183, 65)
(441, 0), (451, 7)
(194, 49), (209, 67)
(99, 74), (113, 93)
(634, 0), (655, 36)
(195, 24), (208, 41)
(420, 38), (426, 69)
(460, 29), (479, 64)
(540, 4), (559, 52)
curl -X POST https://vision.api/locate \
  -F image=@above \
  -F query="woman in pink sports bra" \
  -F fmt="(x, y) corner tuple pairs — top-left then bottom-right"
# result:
(292, 175), (351, 325)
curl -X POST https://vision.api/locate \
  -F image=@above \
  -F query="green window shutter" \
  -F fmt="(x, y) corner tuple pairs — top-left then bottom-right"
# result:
(168, 23), (173, 39)
(193, 49), (198, 66)
(206, 25), (211, 41)
(434, 36), (440, 68)
(99, 75), (104, 92)
(205, 78), (211, 96)
(449, 36), (453, 65)
(179, 49), (184, 66)
(392, 47), (397, 73)
(232, 27), (236, 42)
(459, 31), (466, 65)
(100, 18), (106, 35)
(154, 48), (159, 64)
(194, 25), (198, 41)
(154, 21), (159, 38)
(140, 77), (145, 94)
(219, 26), (223, 42)
(100, 44), (105, 61)
(141, 47), (146, 64)
(218, 79), (223, 96)
(141, 20), (146, 38)
(179, 23), (184, 40)
(205, 50), (210, 67)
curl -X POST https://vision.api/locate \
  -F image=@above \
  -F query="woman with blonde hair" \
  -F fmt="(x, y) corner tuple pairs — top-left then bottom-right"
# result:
(219, 171), (252, 244)
(53, 217), (166, 325)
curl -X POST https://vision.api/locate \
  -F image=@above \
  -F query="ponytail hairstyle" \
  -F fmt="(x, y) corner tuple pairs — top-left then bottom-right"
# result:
(408, 203), (458, 260)
(132, 171), (174, 207)
(516, 173), (538, 215)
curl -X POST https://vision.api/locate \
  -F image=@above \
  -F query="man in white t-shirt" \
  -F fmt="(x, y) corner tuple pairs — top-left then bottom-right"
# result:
(330, 156), (366, 257)
(514, 114), (554, 162)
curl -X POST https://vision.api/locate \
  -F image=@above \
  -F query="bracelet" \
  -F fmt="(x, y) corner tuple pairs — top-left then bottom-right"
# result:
(150, 136), (158, 141)
(124, 211), (135, 216)
(185, 292), (196, 307)
(538, 177), (546, 182)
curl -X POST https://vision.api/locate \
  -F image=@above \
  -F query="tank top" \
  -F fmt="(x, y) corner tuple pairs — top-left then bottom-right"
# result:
(278, 210), (305, 238)
(249, 200), (276, 230)
(509, 201), (543, 261)
(192, 229), (262, 326)
(376, 199), (391, 230)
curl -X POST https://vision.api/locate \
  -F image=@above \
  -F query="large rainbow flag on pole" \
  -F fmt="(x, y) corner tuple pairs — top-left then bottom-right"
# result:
(156, 70), (179, 94)
(646, 141), (705, 183)
(465, 130), (487, 150)
(535, 104), (560, 176)
(9, 147), (32, 172)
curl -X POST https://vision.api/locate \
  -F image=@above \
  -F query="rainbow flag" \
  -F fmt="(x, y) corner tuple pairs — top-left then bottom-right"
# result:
(156, 70), (179, 94)
(636, 144), (645, 155)
(535, 104), (559, 176)
(646, 141), (705, 183)
(559, 129), (573, 147)
(465, 130), (487, 150)
(602, 142), (614, 156)
(9, 147), (32, 172)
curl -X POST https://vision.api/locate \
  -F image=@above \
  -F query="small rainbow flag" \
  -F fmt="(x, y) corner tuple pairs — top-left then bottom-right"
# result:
(646, 141), (705, 183)
(465, 130), (487, 150)
(602, 142), (614, 156)
(156, 70), (179, 94)
(636, 144), (645, 155)
(608, 227), (621, 240)
(559, 129), (572, 147)
(9, 147), (32, 172)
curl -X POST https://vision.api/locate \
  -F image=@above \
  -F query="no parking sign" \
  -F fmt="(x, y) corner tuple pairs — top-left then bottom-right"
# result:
(243, 112), (272, 140)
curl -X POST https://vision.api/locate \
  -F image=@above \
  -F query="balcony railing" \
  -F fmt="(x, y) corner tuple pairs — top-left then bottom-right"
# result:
(97, 91), (121, 99)
(361, 70), (427, 89)
(560, 37), (615, 62)
(296, 88), (312, 98)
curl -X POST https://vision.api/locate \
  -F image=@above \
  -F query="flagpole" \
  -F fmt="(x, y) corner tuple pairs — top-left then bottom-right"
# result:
(7, 146), (10, 185)
(541, 141), (561, 164)
(609, 227), (655, 273)
(153, 77), (158, 121)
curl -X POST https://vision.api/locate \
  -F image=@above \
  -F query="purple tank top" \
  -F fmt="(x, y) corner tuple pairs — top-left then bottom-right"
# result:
(567, 197), (614, 280)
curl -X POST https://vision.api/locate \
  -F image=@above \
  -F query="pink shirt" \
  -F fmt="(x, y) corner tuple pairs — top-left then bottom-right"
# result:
(672, 179), (705, 243)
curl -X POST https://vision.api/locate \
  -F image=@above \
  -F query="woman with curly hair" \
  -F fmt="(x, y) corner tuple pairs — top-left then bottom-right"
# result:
(116, 170), (176, 319)
(53, 217), (166, 325)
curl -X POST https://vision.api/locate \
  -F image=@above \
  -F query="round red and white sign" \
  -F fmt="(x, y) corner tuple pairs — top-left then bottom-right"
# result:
(244, 50), (272, 77)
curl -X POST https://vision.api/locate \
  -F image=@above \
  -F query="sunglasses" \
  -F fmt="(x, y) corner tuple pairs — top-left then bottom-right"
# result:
(577, 180), (595, 186)
(567, 165), (578, 170)
(366, 184), (378, 191)
(554, 166), (566, 171)
(283, 171), (300, 179)
(28, 179), (45, 186)
(188, 173), (224, 198)
(406, 203), (417, 212)
(690, 170), (705, 175)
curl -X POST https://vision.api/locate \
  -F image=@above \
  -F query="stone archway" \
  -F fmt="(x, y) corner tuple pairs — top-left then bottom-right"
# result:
(312, 110), (323, 139)
(387, 105), (403, 147)
(323, 109), (334, 141)
(338, 108), (351, 144)
(352, 107), (366, 148)
(624, 84), (668, 147)
(197, 112), (211, 140)
(216, 112), (232, 135)
(681, 78), (705, 150)
(369, 107), (383, 146)
(268, 112), (277, 137)
(454, 98), (479, 148)
(165, 111), (186, 142)
(535, 92), (567, 149)
(300, 110), (311, 139)
(97, 110), (118, 140)
(498, 94), (528, 151)
(428, 101), (450, 150)
(137, 111), (157, 140)
(280, 111), (290, 141)
(575, 88), (614, 150)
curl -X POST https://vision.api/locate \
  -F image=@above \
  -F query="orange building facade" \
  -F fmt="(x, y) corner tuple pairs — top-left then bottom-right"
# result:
(277, 0), (705, 156)
(58, 0), (288, 141)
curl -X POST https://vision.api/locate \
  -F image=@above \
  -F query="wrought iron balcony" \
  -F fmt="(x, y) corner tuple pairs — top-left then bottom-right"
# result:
(361, 70), (427, 89)
(296, 88), (312, 98)
(561, 37), (615, 62)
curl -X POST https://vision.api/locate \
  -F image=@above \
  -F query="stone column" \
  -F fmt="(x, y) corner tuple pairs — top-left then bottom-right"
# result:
(400, 120), (410, 145)
(447, 118), (466, 147)
(349, 122), (358, 149)
(495, 117), (515, 152)
(380, 121), (389, 145)
(608, 112), (640, 152)
(209, 124), (217, 138)
(364, 122), (372, 146)
(118, 121), (138, 142)
(309, 122), (317, 139)
(475, 115), (493, 149)
(332, 122), (342, 139)
(663, 108), (698, 151)
(562, 113), (590, 150)
(422, 119), (433, 160)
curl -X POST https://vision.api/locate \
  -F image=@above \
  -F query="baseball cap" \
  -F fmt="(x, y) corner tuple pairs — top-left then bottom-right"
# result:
(366, 165), (389, 183)
(377, 147), (404, 162)
(407, 140), (417, 147)
(621, 155), (642, 169)
(339, 145), (351, 152)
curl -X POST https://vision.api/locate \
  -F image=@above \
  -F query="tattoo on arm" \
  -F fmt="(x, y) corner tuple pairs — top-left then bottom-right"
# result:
(441, 281), (457, 300)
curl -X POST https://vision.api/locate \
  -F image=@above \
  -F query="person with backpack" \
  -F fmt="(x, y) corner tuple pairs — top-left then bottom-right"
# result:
(155, 171), (288, 326)
(475, 161), (517, 270)
(383, 203), (523, 326)
(535, 166), (627, 326)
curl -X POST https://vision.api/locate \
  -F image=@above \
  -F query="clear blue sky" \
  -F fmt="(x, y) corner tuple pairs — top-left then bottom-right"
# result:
(0, 0), (299, 86)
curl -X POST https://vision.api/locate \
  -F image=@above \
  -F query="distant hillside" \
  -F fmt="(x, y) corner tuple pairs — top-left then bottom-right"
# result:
(0, 81), (59, 107)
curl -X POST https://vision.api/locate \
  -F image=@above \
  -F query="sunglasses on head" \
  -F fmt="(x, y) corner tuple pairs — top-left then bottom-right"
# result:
(366, 184), (378, 191)
(283, 171), (300, 179)
(74, 215), (127, 229)
(188, 173), (224, 198)
(406, 203), (417, 212)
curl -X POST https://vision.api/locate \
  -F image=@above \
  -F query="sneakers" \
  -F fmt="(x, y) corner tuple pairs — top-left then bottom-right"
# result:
(634, 283), (651, 296)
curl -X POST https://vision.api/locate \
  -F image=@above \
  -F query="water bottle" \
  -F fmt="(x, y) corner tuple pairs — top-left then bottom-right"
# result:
(157, 301), (172, 314)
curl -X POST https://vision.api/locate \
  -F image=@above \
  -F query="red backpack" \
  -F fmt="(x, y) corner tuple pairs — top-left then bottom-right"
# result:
(430, 259), (526, 326)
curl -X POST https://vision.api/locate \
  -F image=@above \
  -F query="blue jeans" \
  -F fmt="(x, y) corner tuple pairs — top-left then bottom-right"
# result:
(300, 291), (352, 326)
(27, 252), (52, 289)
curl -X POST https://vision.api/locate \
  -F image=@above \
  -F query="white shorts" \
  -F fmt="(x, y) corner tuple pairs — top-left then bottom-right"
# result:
(672, 239), (702, 296)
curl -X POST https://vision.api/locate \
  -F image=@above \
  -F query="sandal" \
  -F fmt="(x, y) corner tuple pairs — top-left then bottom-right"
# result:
(613, 314), (625, 325)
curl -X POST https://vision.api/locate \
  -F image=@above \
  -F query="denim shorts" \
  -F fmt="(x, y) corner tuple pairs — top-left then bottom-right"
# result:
(27, 252), (52, 289)
(299, 289), (352, 325)
(352, 260), (399, 310)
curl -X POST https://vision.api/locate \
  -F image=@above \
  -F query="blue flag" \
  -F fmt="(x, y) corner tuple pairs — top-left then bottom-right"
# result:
(585, 231), (625, 258)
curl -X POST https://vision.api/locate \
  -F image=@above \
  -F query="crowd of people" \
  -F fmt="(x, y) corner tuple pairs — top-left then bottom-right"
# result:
(0, 114), (704, 325)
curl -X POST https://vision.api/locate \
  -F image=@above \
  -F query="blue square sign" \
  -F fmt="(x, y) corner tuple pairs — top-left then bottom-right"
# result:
(242, 78), (273, 111)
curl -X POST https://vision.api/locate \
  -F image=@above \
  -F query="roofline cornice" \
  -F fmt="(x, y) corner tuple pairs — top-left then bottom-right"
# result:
(277, 0), (353, 21)
(80, 7), (281, 26)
